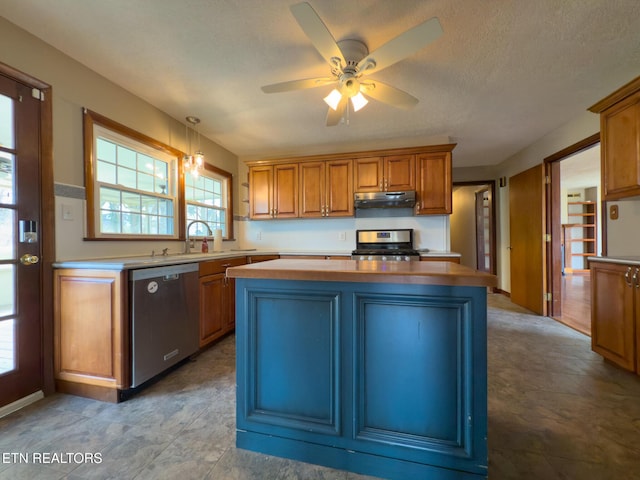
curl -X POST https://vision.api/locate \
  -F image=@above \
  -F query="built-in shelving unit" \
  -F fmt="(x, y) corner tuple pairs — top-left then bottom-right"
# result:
(563, 200), (597, 274)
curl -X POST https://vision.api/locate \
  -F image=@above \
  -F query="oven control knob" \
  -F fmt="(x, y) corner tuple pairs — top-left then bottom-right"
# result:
(368, 255), (374, 261)
(381, 256), (387, 261)
(404, 256), (410, 261)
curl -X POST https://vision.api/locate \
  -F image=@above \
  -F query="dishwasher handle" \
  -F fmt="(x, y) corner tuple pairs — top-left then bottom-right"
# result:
(163, 274), (180, 281)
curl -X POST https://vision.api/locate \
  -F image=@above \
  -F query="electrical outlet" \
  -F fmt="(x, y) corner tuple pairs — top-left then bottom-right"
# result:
(338, 232), (346, 241)
(62, 204), (73, 221)
(256, 231), (262, 240)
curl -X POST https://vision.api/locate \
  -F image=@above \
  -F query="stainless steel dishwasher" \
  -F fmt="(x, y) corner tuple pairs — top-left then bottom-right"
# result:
(130, 263), (199, 387)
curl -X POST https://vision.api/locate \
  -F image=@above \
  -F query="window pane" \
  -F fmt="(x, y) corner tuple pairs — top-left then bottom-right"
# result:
(0, 94), (14, 149)
(138, 172), (155, 193)
(100, 187), (121, 211)
(0, 207), (15, 260)
(123, 212), (141, 234)
(101, 211), (121, 233)
(159, 199), (172, 216)
(117, 145), (136, 169)
(96, 138), (116, 163)
(97, 159), (116, 184)
(0, 264), (15, 316)
(158, 216), (170, 235)
(117, 166), (137, 189)
(0, 319), (15, 374)
(154, 159), (168, 183)
(141, 196), (158, 214)
(122, 192), (141, 212)
(0, 152), (14, 204)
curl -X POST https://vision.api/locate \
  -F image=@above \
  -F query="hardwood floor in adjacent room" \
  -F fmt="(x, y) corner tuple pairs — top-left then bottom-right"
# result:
(556, 273), (591, 336)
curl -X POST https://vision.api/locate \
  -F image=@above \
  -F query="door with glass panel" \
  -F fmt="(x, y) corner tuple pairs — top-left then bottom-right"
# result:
(0, 74), (42, 407)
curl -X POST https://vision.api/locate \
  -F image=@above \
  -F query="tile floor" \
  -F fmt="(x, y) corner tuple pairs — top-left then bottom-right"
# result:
(1, 294), (639, 479)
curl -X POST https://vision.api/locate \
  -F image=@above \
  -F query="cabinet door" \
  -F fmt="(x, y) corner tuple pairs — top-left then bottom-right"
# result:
(415, 152), (452, 214)
(274, 163), (299, 218)
(601, 96), (640, 200)
(591, 262), (636, 371)
(249, 166), (273, 219)
(299, 161), (325, 218)
(326, 159), (353, 217)
(54, 269), (127, 393)
(384, 154), (415, 191)
(354, 157), (383, 192)
(200, 273), (226, 347)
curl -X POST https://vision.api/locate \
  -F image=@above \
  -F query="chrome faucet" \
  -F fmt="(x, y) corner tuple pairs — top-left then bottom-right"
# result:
(185, 220), (212, 253)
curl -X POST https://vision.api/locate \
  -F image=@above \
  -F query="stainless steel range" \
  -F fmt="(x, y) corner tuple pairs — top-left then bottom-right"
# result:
(351, 228), (420, 261)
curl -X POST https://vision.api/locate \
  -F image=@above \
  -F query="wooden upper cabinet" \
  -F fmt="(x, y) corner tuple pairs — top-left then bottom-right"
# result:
(249, 163), (298, 219)
(300, 160), (353, 217)
(385, 154), (415, 191)
(589, 76), (640, 200)
(354, 157), (383, 192)
(354, 155), (415, 192)
(249, 165), (273, 219)
(273, 163), (298, 218)
(248, 144), (455, 219)
(325, 159), (353, 217)
(299, 161), (325, 217)
(415, 151), (452, 215)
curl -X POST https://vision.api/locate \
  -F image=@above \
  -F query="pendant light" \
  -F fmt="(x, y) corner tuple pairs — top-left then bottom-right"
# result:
(184, 116), (204, 177)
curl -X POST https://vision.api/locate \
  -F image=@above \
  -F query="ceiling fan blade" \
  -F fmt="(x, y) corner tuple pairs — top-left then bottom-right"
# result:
(290, 2), (345, 67)
(361, 81), (419, 109)
(357, 17), (443, 75)
(326, 96), (348, 126)
(261, 77), (335, 93)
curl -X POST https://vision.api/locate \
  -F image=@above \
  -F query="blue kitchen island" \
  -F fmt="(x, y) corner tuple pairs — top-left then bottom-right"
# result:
(226, 259), (497, 480)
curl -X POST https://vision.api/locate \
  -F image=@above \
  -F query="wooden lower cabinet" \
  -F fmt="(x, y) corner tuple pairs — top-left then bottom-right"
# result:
(590, 261), (639, 372)
(199, 257), (247, 347)
(53, 269), (127, 402)
(247, 255), (280, 263)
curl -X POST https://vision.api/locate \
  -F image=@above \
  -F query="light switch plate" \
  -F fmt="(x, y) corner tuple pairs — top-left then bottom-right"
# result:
(62, 204), (73, 221)
(610, 204), (618, 220)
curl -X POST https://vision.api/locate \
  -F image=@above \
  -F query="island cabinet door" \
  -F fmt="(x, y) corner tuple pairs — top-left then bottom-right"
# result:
(348, 288), (487, 475)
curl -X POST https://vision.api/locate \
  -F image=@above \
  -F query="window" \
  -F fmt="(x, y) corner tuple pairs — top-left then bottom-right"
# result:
(84, 110), (184, 239)
(185, 164), (233, 240)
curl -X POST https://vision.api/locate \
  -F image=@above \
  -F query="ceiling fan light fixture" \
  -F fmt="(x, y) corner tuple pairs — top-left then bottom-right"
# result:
(323, 89), (342, 110)
(351, 92), (368, 112)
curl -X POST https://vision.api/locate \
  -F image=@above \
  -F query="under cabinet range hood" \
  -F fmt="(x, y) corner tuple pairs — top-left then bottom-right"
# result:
(354, 191), (416, 209)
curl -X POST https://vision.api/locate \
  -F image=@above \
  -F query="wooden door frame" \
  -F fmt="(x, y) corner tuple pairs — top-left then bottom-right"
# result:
(0, 61), (55, 396)
(453, 180), (497, 281)
(544, 133), (601, 318)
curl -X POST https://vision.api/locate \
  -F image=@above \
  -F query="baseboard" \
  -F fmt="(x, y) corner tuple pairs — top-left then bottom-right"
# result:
(493, 288), (510, 297)
(0, 390), (44, 419)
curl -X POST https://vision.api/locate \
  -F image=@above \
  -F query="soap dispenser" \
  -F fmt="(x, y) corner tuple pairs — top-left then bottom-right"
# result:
(201, 237), (209, 253)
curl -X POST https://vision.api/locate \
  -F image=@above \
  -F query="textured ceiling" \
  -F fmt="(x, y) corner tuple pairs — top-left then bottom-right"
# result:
(2, 0), (640, 167)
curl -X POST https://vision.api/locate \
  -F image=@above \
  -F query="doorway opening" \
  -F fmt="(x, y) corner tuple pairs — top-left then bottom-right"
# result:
(546, 134), (601, 336)
(451, 181), (497, 280)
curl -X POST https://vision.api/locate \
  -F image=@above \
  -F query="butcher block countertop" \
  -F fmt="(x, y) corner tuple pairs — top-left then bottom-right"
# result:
(226, 258), (496, 287)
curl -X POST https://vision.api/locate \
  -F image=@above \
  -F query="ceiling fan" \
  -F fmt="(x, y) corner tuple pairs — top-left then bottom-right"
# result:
(261, 2), (443, 126)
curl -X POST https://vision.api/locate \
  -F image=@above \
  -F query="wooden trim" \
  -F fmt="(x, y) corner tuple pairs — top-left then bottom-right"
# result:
(245, 143), (457, 166)
(201, 162), (234, 241)
(83, 109), (186, 240)
(453, 180), (497, 276)
(588, 75), (640, 113)
(543, 133), (601, 163)
(544, 133), (601, 317)
(55, 379), (120, 403)
(0, 63), (55, 396)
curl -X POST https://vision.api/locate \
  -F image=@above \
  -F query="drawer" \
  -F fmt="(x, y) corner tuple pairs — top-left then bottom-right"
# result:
(199, 256), (247, 276)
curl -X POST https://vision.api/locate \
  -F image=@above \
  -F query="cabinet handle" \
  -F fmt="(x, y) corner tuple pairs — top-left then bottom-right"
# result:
(634, 268), (639, 288)
(624, 267), (633, 287)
